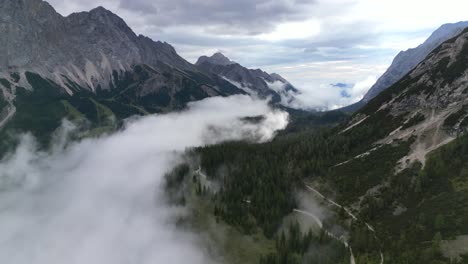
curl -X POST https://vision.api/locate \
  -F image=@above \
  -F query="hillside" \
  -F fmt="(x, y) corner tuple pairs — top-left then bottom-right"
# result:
(363, 21), (468, 103)
(352, 26), (468, 169)
(165, 26), (468, 264)
(341, 21), (468, 113)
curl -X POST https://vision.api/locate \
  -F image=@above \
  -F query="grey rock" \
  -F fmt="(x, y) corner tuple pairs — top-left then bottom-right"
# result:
(196, 52), (298, 104)
(362, 21), (468, 102)
(0, 0), (228, 94)
(364, 28), (468, 116)
(344, 28), (468, 170)
(196, 52), (235, 66)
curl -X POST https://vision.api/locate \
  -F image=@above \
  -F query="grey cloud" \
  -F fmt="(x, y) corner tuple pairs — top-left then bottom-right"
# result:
(119, 0), (318, 35)
(118, 0), (157, 12)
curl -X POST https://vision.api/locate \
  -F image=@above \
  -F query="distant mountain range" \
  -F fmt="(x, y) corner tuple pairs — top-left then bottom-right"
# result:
(2, 0), (468, 262)
(0, 0), (299, 148)
(0, 0), (249, 120)
(342, 21), (468, 112)
(0, 0), (467, 148)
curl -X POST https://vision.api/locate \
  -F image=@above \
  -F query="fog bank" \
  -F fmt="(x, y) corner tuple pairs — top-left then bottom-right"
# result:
(0, 95), (288, 264)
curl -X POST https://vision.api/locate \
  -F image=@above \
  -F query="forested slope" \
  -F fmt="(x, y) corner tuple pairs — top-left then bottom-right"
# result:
(165, 27), (468, 264)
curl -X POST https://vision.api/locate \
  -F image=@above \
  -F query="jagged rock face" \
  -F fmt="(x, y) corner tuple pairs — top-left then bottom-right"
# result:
(196, 53), (298, 104)
(345, 28), (468, 168)
(0, 0), (220, 93)
(0, 0), (248, 133)
(364, 29), (468, 115)
(362, 21), (468, 102)
(0, 0), (62, 68)
(196, 52), (235, 66)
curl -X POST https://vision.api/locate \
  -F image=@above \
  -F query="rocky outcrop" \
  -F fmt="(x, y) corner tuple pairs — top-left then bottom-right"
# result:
(362, 21), (468, 103)
(0, 0), (241, 99)
(346, 28), (468, 168)
(196, 52), (235, 66)
(0, 0), (252, 139)
(196, 52), (298, 104)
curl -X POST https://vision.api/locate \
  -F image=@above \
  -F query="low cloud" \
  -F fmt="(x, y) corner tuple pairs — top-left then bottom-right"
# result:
(276, 75), (377, 110)
(0, 95), (288, 264)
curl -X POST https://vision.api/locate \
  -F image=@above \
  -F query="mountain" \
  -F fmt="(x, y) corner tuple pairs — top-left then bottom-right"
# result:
(0, 0), (238, 93)
(349, 26), (468, 168)
(0, 0), (246, 148)
(197, 52), (235, 66)
(3, 1), (468, 262)
(341, 21), (468, 113)
(327, 25), (468, 262)
(363, 21), (468, 102)
(196, 52), (299, 105)
(171, 28), (468, 263)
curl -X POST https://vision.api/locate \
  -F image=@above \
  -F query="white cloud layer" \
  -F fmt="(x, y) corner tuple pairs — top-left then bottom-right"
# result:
(0, 95), (288, 264)
(283, 75), (377, 110)
(258, 19), (322, 41)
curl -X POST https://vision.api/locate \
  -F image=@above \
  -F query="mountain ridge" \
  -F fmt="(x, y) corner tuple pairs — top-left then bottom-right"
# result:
(363, 21), (468, 102)
(340, 21), (468, 113)
(196, 52), (299, 104)
(0, 0), (197, 90)
(196, 52), (235, 66)
(185, 26), (468, 264)
(0, 0), (249, 148)
(345, 27), (468, 171)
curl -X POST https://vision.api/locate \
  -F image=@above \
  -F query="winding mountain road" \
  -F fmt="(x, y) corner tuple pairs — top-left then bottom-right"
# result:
(0, 106), (15, 129)
(294, 209), (356, 264)
(195, 166), (383, 264)
(303, 183), (384, 264)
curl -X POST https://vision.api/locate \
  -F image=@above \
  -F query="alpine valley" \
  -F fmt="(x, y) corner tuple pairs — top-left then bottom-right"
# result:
(1, 1), (468, 264)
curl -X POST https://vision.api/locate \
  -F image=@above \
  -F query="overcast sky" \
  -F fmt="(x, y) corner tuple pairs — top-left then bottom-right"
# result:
(48, 0), (468, 108)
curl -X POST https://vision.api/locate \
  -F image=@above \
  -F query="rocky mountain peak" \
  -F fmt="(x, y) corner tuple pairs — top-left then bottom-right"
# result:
(270, 73), (289, 83)
(346, 28), (468, 169)
(89, 6), (111, 14)
(0, 0), (62, 22)
(87, 6), (124, 23)
(0, 0), (201, 91)
(196, 52), (235, 66)
(196, 51), (299, 105)
(426, 21), (468, 44)
(67, 6), (131, 32)
(361, 21), (468, 103)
